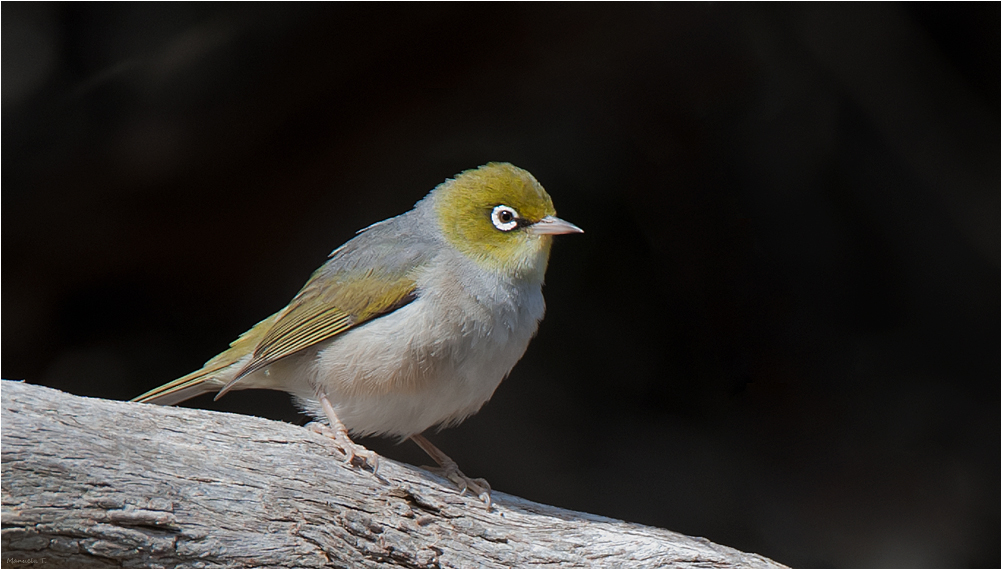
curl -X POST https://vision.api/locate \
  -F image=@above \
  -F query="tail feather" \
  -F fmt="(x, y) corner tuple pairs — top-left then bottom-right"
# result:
(133, 311), (282, 406)
(131, 366), (227, 406)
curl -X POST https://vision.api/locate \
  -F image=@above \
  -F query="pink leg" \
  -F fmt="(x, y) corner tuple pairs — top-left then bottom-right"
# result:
(307, 390), (379, 474)
(410, 433), (491, 510)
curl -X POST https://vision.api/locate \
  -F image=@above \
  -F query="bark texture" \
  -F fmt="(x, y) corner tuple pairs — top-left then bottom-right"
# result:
(1, 380), (784, 568)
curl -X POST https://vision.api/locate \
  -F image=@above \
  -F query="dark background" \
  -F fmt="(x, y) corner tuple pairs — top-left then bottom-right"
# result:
(3, 3), (998, 567)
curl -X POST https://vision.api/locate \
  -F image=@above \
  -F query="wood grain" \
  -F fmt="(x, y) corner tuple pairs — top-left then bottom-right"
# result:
(1, 380), (784, 568)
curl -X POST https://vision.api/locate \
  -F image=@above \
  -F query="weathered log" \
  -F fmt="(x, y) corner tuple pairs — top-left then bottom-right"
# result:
(1, 380), (784, 568)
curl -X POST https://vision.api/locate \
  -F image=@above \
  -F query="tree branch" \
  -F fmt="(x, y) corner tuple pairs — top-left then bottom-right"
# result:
(1, 380), (784, 568)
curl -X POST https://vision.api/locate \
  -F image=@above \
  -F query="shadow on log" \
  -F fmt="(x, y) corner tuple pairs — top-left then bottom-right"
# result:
(1, 380), (784, 568)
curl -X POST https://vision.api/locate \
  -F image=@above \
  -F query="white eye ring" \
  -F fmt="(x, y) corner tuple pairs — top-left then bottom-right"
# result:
(491, 205), (519, 232)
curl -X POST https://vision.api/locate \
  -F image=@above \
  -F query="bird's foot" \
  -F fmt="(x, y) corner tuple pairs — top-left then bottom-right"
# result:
(311, 389), (380, 474)
(306, 421), (379, 474)
(410, 433), (492, 510)
(429, 464), (492, 510)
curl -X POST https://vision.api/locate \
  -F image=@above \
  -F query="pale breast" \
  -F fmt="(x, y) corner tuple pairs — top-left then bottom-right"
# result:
(303, 260), (546, 438)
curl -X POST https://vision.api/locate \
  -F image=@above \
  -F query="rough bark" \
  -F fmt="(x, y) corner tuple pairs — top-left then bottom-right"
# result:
(1, 380), (784, 568)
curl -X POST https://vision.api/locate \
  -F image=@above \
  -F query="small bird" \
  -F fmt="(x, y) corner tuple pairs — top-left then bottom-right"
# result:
(133, 162), (582, 508)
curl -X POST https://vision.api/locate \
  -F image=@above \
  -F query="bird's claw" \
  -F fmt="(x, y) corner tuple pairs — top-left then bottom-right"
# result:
(425, 464), (492, 510)
(306, 421), (379, 474)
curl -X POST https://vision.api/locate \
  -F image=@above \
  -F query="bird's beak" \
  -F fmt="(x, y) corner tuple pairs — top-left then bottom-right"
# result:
(529, 215), (584, 236)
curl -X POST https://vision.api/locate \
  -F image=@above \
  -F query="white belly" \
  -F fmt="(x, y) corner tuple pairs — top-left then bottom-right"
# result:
(284, 276), (546, 438)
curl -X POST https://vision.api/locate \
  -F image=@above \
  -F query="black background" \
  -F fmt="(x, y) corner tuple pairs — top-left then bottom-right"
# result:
(3, 3), (998, 567)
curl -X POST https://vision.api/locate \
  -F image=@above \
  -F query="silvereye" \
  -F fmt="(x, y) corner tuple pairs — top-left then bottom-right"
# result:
(133, 162), (582, 508)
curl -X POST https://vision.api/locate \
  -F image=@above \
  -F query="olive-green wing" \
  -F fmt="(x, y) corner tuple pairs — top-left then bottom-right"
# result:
(132, 211), (431, 405)
(217, 267), (418, 396)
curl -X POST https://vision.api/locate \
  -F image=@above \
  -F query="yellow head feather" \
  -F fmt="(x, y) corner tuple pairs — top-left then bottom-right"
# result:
(432, 163), (557, 280)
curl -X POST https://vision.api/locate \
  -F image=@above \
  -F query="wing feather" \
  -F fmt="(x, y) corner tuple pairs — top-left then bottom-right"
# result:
(135, 209), (434, 405)
(218, 216), (432, 396)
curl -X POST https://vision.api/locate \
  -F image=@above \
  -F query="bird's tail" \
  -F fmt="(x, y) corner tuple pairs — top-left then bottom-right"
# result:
(131, 365), (229, 406)
(132, 312), (282, 406)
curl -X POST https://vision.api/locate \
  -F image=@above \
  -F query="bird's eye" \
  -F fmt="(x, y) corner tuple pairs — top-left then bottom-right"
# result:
(491, 205), (519, 232)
